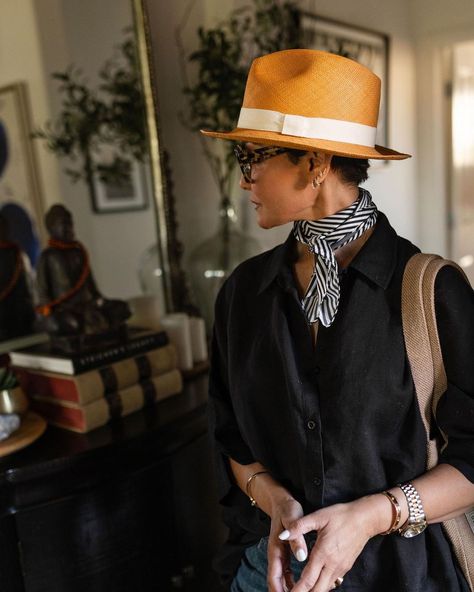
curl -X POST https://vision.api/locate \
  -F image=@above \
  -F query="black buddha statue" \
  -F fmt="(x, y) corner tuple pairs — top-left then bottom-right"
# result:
(0, 213), (36, 341)
(36, 204), (130, 346)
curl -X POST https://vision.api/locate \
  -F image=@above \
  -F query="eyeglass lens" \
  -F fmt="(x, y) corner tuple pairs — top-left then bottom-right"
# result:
(233, 144), (291, 183)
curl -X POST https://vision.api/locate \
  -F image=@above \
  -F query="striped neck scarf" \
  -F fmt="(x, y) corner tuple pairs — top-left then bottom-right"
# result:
(292, 188), (378, 327)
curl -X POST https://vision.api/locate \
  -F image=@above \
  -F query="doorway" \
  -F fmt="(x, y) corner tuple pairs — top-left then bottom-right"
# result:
(446, 40), (474, 283)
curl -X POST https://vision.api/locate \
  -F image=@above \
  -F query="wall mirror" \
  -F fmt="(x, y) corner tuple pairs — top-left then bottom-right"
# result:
(0, 0), (184, 351)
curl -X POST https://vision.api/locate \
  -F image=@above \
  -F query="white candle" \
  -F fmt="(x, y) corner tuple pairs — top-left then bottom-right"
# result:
(128, 295), (163, 330)
(161, 314), (193, 371)
(189, 317), (208, 363)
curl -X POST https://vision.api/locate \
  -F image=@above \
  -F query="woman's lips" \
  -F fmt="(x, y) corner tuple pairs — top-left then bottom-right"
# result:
(250, 199), (261, 209)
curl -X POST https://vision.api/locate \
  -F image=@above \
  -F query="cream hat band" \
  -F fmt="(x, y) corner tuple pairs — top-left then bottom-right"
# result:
(237, 107), (377, 148)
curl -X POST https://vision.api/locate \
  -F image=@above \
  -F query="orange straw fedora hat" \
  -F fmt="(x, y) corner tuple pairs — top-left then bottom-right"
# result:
(201, 49), (410, 160)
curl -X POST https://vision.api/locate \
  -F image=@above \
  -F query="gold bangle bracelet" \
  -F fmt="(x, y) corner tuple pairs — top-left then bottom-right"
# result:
(380, 490), (402, 535)
(246, 470), (269, 508)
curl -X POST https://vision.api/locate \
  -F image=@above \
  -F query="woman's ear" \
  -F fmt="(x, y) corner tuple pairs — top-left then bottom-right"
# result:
(309, 152), (332, 178)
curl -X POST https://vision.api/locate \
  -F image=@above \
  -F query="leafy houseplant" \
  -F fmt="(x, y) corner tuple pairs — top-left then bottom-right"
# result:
(34, 33), (147, 205)
(178, 0), (301, 206)
(177, 0), (301, 330)
(0, 367), (18, 391)
(0, 367), (28, 416)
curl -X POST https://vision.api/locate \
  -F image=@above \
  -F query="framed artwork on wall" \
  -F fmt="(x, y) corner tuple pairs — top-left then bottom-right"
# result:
(299, 13), (389, 151)
(92, 161), (149, 213)
(0, 83), (45, 238)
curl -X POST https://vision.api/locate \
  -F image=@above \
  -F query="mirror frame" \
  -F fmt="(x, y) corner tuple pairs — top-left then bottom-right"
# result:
(132, 0), (195, 315)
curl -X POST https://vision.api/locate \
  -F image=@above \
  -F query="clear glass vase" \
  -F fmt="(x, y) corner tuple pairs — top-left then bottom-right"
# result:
(137, 244), (166, 316)
(188, 198), (260, 333)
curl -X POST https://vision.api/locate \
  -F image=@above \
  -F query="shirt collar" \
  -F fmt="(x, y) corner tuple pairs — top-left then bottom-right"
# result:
(349, 212), (398, 289)
(257, 231), (295, 295)
(257, 211), (398, 295)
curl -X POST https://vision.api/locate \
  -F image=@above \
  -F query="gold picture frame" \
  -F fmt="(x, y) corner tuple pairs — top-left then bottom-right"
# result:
(0, 82), (45, 241)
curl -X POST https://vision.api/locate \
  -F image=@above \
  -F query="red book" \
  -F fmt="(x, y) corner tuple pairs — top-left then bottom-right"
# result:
(15, 345), (177, 406)
(31, 369), (183, 433)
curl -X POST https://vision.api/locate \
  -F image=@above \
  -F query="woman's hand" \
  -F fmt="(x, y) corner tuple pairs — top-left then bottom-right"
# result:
(277, 495), (390, 592)
(267, 497), (306, 592)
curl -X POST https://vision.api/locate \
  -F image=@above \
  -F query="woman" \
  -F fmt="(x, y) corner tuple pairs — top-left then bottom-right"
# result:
(203, 50), (474, 592)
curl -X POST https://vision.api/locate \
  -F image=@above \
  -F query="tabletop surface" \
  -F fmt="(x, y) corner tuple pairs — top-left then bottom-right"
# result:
(0, 374), (209, 487)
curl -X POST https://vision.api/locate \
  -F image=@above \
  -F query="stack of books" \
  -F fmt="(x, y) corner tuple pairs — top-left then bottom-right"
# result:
(11, 329), (183, 433)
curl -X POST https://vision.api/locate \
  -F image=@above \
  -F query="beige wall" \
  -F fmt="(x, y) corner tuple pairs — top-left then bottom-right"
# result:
(33, 0), (159, 299)
(1, 0), (161, 300)
(0, 0), (62, 227)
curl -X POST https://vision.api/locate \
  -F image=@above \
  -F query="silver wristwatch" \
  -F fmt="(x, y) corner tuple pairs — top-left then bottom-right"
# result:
(398, 482), (427, 538)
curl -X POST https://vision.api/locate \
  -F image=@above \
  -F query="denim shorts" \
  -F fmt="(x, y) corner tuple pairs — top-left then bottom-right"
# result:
(230, 536), (312, 592)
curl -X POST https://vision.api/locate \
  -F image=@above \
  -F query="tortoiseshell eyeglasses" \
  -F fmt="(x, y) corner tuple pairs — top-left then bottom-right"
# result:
(233, 144), (292, 183)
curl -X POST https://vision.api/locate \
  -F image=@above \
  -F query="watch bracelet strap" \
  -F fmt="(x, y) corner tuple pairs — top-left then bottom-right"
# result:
(398, 482), (426, 529)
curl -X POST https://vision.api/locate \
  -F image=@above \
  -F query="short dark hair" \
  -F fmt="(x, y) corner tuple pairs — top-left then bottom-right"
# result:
(286, 150), (370, 187)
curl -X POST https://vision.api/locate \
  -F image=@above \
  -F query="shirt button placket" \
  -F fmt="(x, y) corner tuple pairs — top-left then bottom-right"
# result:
(304, 412), (324, 503)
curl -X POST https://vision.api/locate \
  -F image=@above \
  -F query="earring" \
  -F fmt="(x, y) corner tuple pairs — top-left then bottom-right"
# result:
(312, 178), (321, 189)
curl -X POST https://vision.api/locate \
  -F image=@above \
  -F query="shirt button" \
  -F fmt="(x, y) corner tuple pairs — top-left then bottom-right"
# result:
(307, 420), (316, 430)
(313, 476), (322, 486)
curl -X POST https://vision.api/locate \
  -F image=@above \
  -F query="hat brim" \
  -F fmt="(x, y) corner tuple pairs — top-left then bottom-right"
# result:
(200, 127), (410, 160)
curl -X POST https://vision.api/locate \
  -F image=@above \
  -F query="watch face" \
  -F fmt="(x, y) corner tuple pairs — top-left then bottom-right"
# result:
(401, 522), (427, 538)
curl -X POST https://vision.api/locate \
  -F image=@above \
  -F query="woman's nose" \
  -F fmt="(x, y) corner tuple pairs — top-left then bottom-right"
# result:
(239, 175), (252, 191)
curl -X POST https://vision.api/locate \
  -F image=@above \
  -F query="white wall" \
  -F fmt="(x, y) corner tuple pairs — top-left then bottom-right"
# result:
(314, 0), (417, 241)
(147, 0), (418, 276)
(410, 0), (474, 256)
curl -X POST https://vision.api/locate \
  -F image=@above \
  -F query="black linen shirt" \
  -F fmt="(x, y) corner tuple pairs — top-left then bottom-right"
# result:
(208, 212), (474, 591)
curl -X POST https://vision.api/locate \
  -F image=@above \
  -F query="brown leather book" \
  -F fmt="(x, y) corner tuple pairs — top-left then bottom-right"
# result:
(31, 368), (183, 433)
(15, 344), (177, 406)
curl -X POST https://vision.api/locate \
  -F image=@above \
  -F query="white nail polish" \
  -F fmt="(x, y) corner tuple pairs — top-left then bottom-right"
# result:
(296, 548), (307, 562)
(279, 530), (290, 540)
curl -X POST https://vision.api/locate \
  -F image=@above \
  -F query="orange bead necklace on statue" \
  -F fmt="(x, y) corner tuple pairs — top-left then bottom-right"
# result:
(0, 241), (24, 302)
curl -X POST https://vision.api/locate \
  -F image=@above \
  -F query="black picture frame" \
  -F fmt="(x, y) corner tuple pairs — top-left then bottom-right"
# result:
(299, 13), (390, 153)
(92, 160), (149, 214)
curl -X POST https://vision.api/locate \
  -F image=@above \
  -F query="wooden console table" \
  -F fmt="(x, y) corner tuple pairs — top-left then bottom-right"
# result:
(0, 375), (226, 592)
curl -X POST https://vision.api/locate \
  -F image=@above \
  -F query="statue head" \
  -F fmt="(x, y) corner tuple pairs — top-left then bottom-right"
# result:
(45, 204), (75, 242)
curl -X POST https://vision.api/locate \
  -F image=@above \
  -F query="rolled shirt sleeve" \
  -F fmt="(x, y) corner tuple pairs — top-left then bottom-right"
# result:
(435, 265), (474, 482)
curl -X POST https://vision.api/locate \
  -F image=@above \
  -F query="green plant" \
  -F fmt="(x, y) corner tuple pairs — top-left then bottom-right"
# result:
(33, 32), (146, 190)
(0, 367), (18, 390)
(177, 0), (301, 204)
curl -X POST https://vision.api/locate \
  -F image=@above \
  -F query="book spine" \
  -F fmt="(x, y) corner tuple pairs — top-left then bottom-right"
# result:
(72, 331), (169, 373)
(16, 344), (178, 406)
(31, 369), (183, 433)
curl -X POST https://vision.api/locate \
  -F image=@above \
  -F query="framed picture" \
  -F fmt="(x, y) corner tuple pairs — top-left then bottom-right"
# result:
(0, 83), (45, 238)
(299, 13), (389, 152)
(92, 160), (149, 213)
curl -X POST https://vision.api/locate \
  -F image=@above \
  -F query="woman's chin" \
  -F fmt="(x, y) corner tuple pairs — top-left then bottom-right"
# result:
(256, 214), (286, 230)
(257, 218), (273, 229)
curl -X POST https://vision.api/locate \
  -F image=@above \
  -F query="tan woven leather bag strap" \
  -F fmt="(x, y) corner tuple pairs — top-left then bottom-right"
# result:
(402, 253), (474, 591)
(402, 254), (441, 468)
